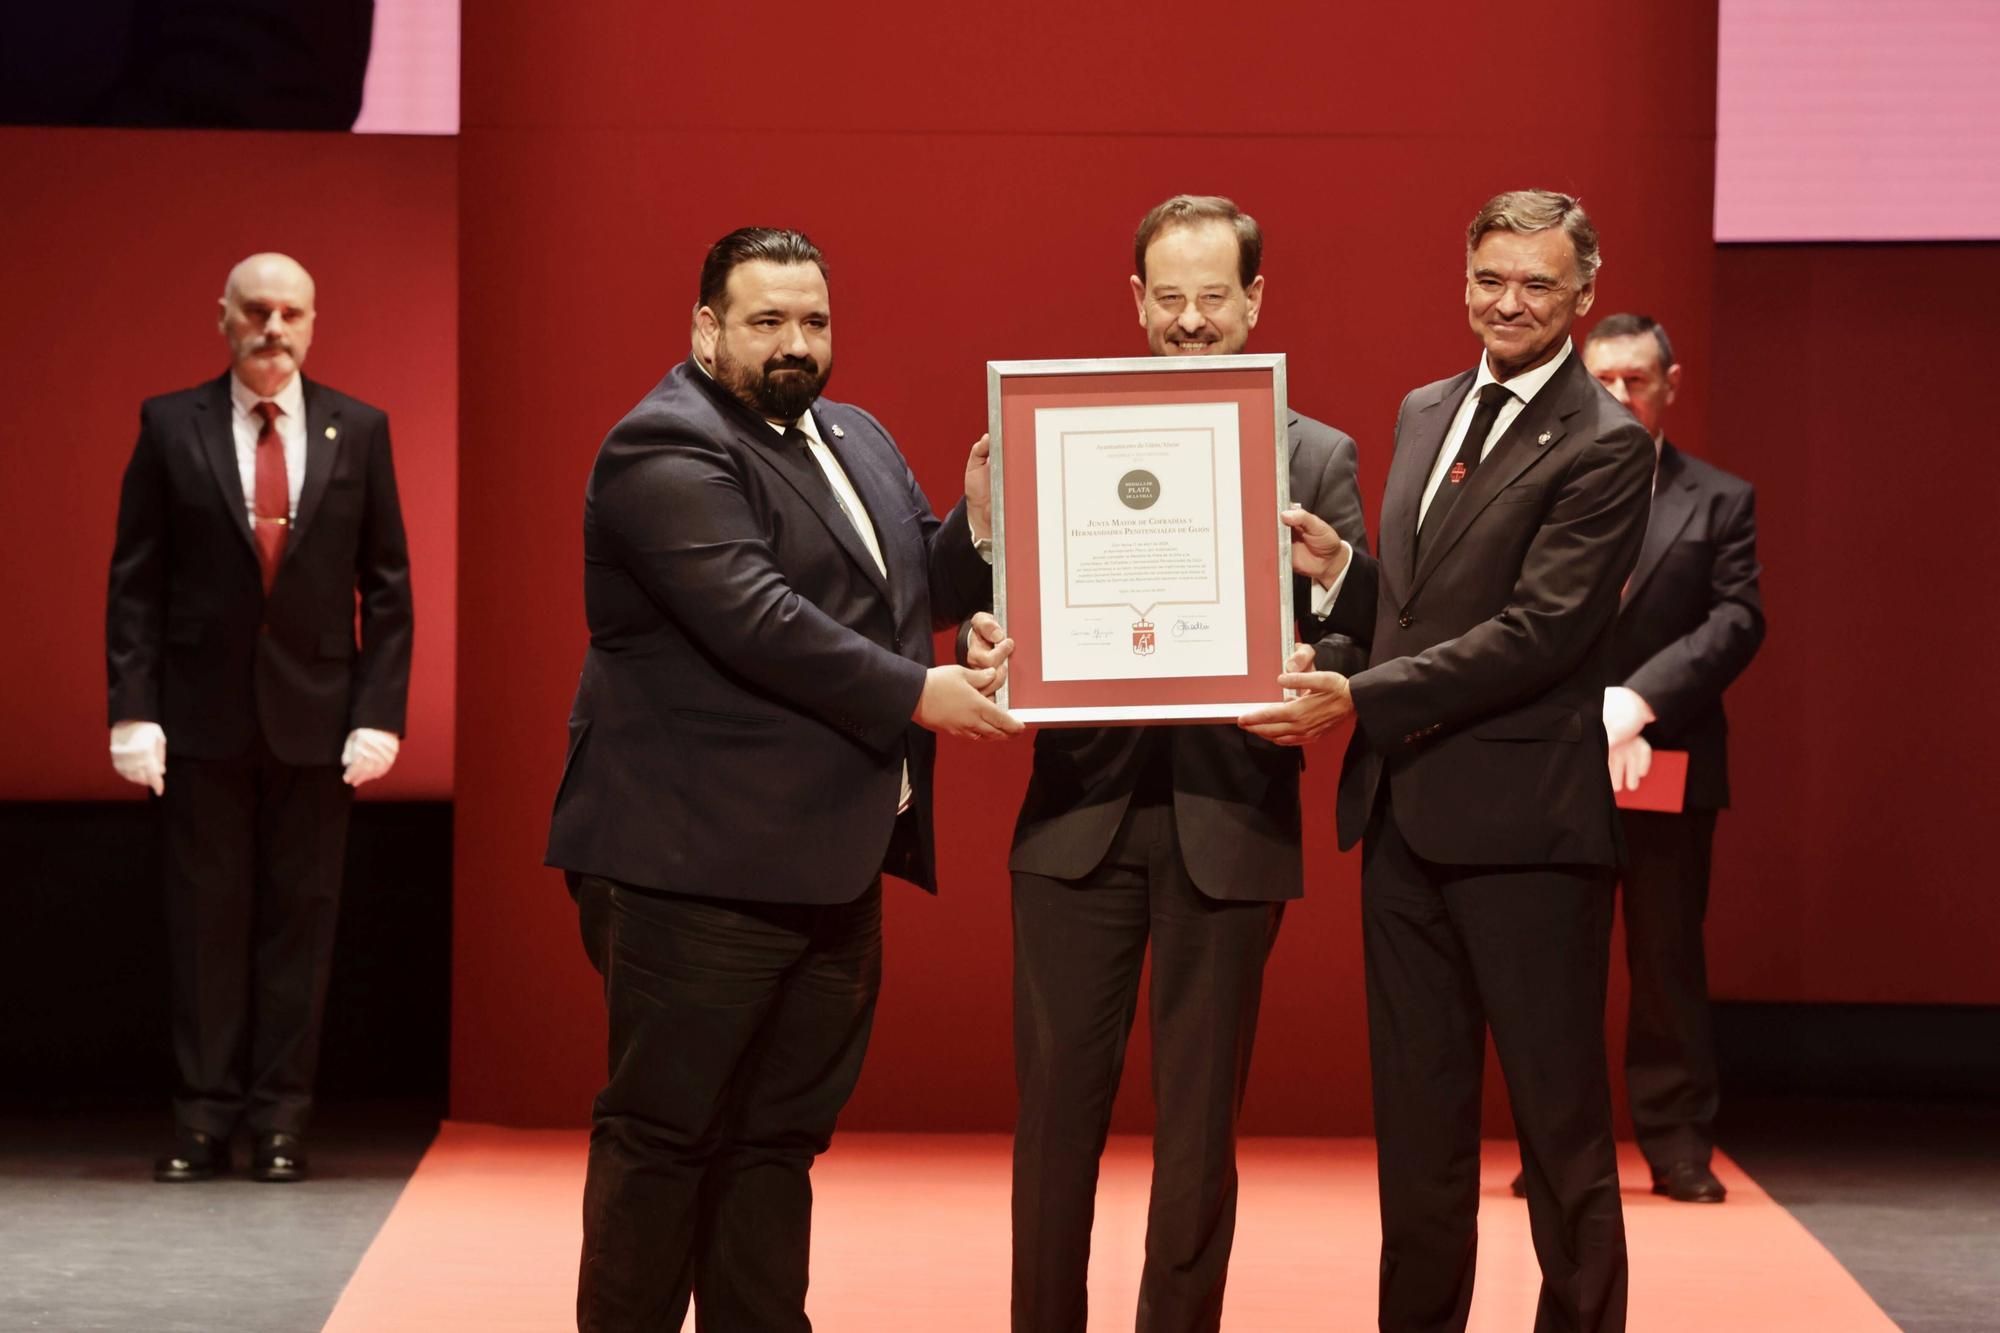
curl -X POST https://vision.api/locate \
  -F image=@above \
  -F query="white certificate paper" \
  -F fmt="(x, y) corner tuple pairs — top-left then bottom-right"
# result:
(1034, 402), (1247, 682)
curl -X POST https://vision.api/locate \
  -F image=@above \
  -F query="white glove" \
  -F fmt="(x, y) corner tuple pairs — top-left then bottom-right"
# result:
(1602, 686), (1656, 747)
(341, 727), (401, 787)
(110, 720), (167, 796)
(1607, 734), (1654, 792)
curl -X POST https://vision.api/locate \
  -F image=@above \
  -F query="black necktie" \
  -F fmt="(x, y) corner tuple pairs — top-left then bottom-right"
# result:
(786, 425), (869, 549)
(1419, 382), (1514, 551)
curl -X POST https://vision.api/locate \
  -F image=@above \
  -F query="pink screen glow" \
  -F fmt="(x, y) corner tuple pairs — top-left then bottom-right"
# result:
(1716, 0), (2000, 242)
(353, 0), (460, 135)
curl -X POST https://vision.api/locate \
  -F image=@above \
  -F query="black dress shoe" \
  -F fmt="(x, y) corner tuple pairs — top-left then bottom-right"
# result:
(1652, 1160), (1726, 1203)
(1508, 1169), (1527, 1198)
(251, 1132), (309, 1183)
(154, 1131), (230, 1182)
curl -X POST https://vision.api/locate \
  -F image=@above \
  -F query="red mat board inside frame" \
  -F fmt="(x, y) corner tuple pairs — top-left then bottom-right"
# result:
(987, 356), (1293, 724)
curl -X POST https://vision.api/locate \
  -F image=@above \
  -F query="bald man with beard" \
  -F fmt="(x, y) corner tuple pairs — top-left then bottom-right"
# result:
(106, 253), (414, 1184)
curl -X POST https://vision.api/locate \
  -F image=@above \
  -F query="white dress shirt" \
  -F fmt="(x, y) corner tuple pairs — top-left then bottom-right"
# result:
(793, 410), (886, 578)
(784, 410), (912, 813)
(1310, 341), (1575, 620)
(1416, 339), (1574, 527)
(229, 373), (307, 522)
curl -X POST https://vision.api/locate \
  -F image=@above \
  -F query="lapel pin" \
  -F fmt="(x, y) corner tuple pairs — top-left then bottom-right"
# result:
(1538, 431), (1551, 445)
(830, 423), (845, 438)
(325, 426), (338, 439)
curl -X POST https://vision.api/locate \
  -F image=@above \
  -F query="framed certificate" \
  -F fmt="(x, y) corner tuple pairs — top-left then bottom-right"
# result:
(987, 354), (1293, 724)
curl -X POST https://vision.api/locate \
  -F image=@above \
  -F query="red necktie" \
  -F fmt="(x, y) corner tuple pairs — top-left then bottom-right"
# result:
(251, 400), (289, 592)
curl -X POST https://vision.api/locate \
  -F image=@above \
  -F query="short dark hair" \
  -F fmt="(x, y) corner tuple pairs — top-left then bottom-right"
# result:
(1133, 195), (1263, 289)
(1466, 189), (1601, 287)
(1586, 313), (1676, 370)
(698, 227), (828, 314)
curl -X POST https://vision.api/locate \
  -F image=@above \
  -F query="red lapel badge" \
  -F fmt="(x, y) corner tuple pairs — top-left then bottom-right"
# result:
(1448, 460), (1468, 485)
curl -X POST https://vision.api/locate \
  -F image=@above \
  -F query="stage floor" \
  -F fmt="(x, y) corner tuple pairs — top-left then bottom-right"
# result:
(324, 1128), (1896, 1332)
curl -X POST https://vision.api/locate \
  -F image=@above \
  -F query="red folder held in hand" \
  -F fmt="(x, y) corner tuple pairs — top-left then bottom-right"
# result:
(1614, 749), (1687, 814)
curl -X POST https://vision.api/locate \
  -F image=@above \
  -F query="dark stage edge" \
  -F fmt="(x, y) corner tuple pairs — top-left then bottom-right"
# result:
(0, 1103), (436, 1333)
(1, 800), (452, 1111)
(1718, 1094), (2000, 1333)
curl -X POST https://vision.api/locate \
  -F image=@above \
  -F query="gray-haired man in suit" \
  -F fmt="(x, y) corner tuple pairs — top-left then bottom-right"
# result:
(1246, 191), (1655, 1333)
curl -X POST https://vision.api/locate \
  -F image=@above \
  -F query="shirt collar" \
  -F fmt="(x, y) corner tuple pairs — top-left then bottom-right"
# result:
(230, 371), (304, 422)
(1473, 337), (1572, 405)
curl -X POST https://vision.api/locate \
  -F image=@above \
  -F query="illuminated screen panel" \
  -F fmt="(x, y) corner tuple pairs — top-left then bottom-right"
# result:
(354, 0), (461, 135)
(1716, 0), (2000, 241)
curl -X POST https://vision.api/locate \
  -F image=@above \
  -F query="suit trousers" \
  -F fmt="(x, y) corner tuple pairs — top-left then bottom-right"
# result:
(162, 734), (351, 1139)
(1363, 792), (1627, 1333)
(576, 874), (883, 1333)
(1617, 808), (1720, 1173)
(1011, 800), (1283, 1333)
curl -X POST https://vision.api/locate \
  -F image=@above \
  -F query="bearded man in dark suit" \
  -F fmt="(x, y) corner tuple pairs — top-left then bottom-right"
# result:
(106, 252), (413, 1185)
(1242, 191), (1654, 1333)
(546, 227), (1019, 1332)
(968, 194), (1370, 1333)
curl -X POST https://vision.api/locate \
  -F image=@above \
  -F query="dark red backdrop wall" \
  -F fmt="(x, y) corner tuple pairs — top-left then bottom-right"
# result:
(452, 0), (1721, 1131)
(0, 129), (458, 801)
(1705, 242), (2000, 1004)
(2, 8), (1984, 1138)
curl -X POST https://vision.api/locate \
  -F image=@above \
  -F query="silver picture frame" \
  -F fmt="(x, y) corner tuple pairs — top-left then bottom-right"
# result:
(985, 353), (1294, 723)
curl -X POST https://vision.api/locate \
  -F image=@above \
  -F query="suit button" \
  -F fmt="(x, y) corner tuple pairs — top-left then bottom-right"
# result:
(1397, 613), (1412, 628)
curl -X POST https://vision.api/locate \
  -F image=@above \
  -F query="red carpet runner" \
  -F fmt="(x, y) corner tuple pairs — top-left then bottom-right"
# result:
(324, 1127), (1896, 1331)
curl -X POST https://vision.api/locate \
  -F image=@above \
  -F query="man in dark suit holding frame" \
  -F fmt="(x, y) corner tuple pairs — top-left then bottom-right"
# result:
(1243, 190), (1653, 1333)
(546, 227), (1018, 1331)
(969, 194), (1371, 1333)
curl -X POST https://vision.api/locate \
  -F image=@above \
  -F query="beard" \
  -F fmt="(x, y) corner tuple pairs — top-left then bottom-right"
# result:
(715, 337), (832, 422)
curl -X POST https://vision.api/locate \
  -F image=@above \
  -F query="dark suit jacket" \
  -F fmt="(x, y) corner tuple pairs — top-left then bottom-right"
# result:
(105, 373), (413, 765)
(544, 359), (988, 905)
(1331, 351), (1654, 867)
(1007, 412), (1369, 902)
(1613, 441), (1764, 810)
